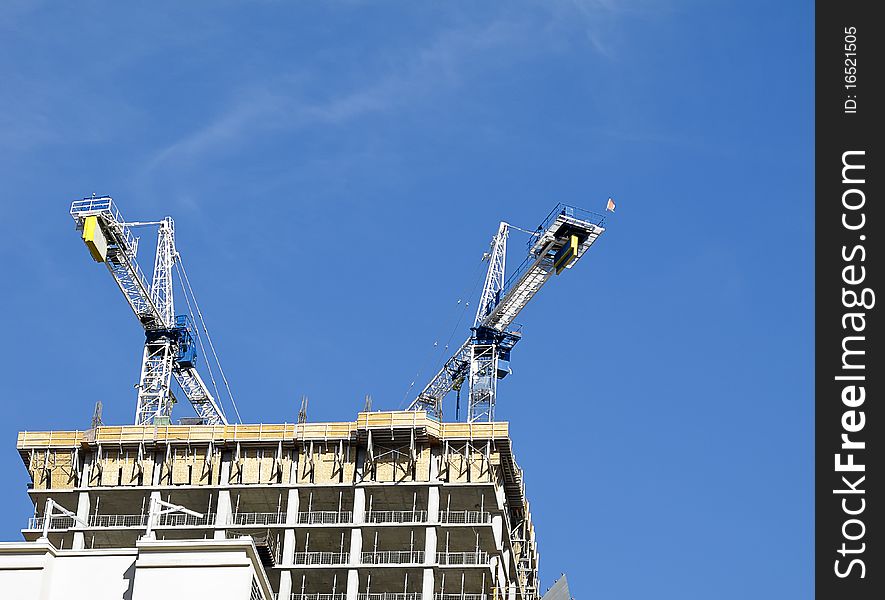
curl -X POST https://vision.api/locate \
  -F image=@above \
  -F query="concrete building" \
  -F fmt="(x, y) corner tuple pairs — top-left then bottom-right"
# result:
(1, 411), (539, 600)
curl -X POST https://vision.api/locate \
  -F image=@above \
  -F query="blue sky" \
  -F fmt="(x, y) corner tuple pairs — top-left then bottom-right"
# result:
(0, 1), (813, 598)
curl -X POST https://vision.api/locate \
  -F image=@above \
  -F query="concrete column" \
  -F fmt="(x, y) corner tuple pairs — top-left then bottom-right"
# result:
(427, 486), (440, 523)
(145, 490), (162, 539)
(214, 491), (232, 540)
(285, 487), (301, 526)
(348, 528), (363, 565)
(421, 568), (435, 600)
(277, 487), (300, 599)
(422, 485), (439, 600)
(214, 454), (233, 540)
(352, 487), (366, 524)
(346, 569), (360, 600)
(71, 490), (90, 549)
(507, 582), (516, 600)
(346, 485), (365, 600)
(491, 514), (503, 551)
(489, 557), (498, 597)
(423, 525), (437, 565)
(497, 556), (508, 593)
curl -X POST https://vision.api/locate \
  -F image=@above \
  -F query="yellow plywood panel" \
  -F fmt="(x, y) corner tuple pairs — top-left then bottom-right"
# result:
(469, 449), (488, 482)
(375, 457), (394, 482)
(241, 453), (260, 484)
(341, 454), (355, 484)
(171, 451), (191, 485)
(17, 430), (84, 449)
(120, 454), (141, 486)
(259, 455), (278, 484)
(100, 453), (121, 486)
(296, 446), (314, 484)
(314, 457), (335, 483)
(415, 447), (431, 482)
(192, 449), (216, 485)
(140, 458), (154, 486)
(279, 455), (293, 483)
(449, 450), (468, 483)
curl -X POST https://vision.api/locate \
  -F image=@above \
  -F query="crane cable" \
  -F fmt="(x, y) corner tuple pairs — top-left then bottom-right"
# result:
(174, 261), (225, 420)
(398, 253), (487, 409)
(176, 256), (244, 424)
(399, 222), (539, 409)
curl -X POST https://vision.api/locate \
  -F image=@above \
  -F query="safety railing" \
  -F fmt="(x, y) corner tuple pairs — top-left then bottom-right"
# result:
(438, 510), (492, 525)
(27, 516), (76, 530)
(292, 551), (349, 565)
(530, 203), (606, 250)
(359, 594), (421, 600)
(231, 512), (287, 526)
(289, 595), (347, 600)
(435, 595), (488, 600)
(360, 550), (424, 565)
(297, 511), (353, 525)
(365, 510), (428, 524)
(157, 512), (216, 527)
(436, 551), (491, 565)
(89, 514), (148, 528)
(250, 576), (266, 600)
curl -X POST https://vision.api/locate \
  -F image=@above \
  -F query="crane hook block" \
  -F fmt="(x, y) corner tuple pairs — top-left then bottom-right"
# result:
(82, 216), (109, 263)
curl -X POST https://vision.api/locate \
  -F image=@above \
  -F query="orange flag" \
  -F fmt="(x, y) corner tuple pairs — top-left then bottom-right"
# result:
(606, 197), (616, 212)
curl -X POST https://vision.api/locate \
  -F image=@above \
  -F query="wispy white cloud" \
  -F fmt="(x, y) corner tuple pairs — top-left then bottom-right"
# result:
(141, 18), (531, 174)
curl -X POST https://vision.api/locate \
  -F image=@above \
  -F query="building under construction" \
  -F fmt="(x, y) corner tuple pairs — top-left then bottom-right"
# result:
(2, 412), (536, 600)
(0, 198), (604, 599)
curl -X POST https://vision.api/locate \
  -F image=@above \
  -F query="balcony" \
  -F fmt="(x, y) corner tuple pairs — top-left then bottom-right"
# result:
(438, 511), (492, 525)
(297, 511), (353, 525)
(288, 595), (347, 600)
(292, 551), (349, 565)
(435, 595), (488, 600)
(436, 551), (491, 565)
(365, 510), (427, 524)
(361, 550), (424, 565)
(359, 594), (421, 600)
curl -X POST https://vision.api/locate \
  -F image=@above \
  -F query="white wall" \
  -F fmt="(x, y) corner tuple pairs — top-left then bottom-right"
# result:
(0, 538), (271, 600)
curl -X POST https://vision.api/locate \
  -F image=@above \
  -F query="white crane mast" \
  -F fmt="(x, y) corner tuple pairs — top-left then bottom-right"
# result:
(70, 196), (229, 426)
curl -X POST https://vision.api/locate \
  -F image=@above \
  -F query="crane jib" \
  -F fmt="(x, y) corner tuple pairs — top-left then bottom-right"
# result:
(408, 203), (606, 421)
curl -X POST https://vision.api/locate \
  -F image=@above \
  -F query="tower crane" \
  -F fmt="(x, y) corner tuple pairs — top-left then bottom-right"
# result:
(408, 203), (606, 422)
(70, 196), (229, 426)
